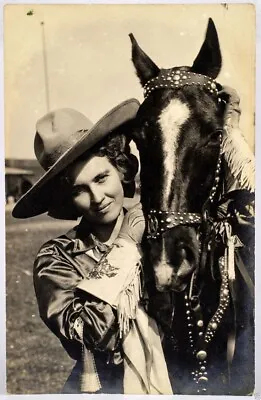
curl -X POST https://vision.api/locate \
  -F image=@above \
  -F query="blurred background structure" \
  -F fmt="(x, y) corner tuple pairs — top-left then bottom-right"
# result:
(5, 160), (40, 205)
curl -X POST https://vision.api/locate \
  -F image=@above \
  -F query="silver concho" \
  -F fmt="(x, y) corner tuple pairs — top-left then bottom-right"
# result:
(147, 213), (159, 238)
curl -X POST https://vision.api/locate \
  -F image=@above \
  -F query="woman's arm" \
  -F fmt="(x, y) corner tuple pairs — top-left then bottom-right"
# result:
(34, 239), (119, 358)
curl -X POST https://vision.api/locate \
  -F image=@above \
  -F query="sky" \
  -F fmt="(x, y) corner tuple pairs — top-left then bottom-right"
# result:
(4, 3), (255, 159)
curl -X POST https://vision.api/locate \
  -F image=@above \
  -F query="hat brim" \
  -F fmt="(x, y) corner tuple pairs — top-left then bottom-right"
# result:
(12, 99), (140, 218)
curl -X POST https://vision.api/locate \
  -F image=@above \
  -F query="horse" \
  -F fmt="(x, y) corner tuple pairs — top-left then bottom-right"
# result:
(129, 18), (254, 395)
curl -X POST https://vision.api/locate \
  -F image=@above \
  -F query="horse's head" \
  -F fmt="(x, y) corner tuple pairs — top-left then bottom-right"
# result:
(130, 19), (226, 292)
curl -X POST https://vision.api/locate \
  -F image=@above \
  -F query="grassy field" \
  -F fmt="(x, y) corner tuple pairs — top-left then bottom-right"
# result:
(6, 210), (76, 394)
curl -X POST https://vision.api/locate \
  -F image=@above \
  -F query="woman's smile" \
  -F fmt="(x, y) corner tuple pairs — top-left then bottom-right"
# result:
(93, 201), (113, 214)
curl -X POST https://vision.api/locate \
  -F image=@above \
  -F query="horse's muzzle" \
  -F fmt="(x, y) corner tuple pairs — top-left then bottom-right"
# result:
(154, 258), (196, 292)
(152, 227), (199, 292)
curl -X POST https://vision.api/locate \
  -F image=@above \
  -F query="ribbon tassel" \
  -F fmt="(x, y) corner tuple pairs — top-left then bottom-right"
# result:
(224, 222), (236, 281)
(81, 346), (101, 393)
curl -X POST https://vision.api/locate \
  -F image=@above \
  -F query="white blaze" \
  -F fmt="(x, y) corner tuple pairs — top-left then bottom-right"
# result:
(154, 237), (173, 287)
(158, 99), (190, 208)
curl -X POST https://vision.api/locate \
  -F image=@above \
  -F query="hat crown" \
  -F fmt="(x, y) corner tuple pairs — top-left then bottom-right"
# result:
(34, 108), (93, 170)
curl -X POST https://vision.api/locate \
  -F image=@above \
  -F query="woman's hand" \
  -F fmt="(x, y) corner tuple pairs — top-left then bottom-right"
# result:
(218, 85), (241, 128)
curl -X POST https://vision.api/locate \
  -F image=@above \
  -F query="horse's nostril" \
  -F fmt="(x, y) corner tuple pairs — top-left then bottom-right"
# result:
(180, 247), (187, 259)
(177, 245), (196, 265)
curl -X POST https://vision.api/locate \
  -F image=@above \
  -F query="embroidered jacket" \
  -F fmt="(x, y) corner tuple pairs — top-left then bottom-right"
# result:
(33, 217), (124, 392)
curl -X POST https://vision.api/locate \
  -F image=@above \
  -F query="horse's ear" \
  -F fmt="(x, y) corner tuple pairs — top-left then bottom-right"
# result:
(191, 18), (222, 79)
(129, 33), (160, 86)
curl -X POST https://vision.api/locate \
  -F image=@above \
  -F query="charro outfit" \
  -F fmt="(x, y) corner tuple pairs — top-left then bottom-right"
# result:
(34, 209), (172, 394)
(12, 101), (172, 395)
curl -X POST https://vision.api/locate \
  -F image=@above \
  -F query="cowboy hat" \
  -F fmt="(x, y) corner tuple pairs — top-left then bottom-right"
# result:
(12, 99), (140, 219)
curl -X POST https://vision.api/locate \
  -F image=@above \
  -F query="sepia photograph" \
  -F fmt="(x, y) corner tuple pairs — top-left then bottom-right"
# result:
(4, 3), (255, 396)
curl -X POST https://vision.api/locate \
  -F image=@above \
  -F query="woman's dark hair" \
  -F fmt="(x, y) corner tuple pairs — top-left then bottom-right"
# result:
(90, 129), (138, 189)
(47, 124), (139, 220)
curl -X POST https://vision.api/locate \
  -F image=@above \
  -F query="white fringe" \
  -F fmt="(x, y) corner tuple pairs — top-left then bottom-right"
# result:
(117, 261), (142, 338)
(221, 127), (255, 192)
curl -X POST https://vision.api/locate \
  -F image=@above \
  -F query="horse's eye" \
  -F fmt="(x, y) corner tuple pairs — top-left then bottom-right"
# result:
(206, 131), (222, 146)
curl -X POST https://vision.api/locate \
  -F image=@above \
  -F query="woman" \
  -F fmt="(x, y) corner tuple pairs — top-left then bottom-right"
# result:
(12, 101), (172, 394)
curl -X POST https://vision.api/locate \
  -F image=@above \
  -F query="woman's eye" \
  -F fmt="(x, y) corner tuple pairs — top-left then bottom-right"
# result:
(72, 186), (84, 196)
(96, 174), (108, 184)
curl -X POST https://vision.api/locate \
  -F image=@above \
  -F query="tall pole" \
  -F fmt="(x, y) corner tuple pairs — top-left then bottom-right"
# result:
(40, 21), (50, 113)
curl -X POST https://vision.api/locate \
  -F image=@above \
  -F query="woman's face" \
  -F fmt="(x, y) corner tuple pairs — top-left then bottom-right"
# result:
(69, 155), (124, 225)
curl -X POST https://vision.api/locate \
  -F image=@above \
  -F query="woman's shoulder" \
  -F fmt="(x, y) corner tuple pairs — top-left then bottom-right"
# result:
(119, 202), (145, 243)
(36, 235), (67, 259)
(124, 202), (143, 224)
(36, 225), (79, 259)
(124, 202), (142, 215)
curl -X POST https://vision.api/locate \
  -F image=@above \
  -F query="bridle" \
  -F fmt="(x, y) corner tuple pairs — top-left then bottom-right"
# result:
(142, 69), (224, 240)
(146, 135), (223, 240)
(139, 63), (252, 396)
(141, 71), (233, 393)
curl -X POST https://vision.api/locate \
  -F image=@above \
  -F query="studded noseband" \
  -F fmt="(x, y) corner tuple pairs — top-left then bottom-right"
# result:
(147, 211), (202, 239)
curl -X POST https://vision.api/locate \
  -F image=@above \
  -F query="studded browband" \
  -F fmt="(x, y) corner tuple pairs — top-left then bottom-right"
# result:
(144, 69), (219, 99)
